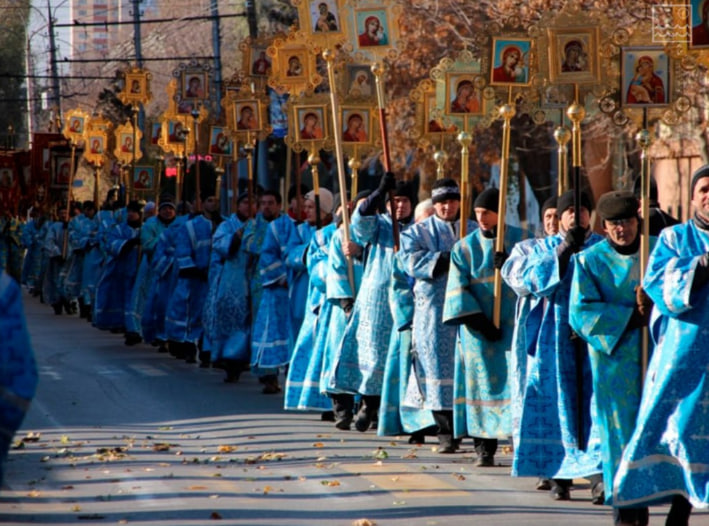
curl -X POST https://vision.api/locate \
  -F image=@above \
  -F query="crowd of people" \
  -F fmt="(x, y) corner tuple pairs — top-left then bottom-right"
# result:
(3, 162), (709, 526)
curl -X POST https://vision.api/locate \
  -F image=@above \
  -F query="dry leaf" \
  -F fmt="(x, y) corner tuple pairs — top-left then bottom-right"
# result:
(321, 480), (340, 487)
(454, 474), (466, 481)
(312, 442), (325, 448)
(152, 443), (172, 452)
(353, 520), (377, 526)
(28, 490), (41, 498)
(210, 511), (222, 519)
(188, 486), (208, 490)
(71, 505), (81, 512)
(23, 432), (41, 442)
(217, 445), (237, 453)
(262, 485), (274, 494)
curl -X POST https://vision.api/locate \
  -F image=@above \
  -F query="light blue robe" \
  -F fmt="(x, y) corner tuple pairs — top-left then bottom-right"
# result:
(93, 221), (140, 330)
(75, 214), (102, 306)
(141, 215), (188, 344)
(500, 237), (546, 451)
(614, 220), (709, 509)
(0, 271), (37, 484)
(285, 222), (336, 411)
(41, 221), (70, 306)
(569, 237), (656, 505)
(332, 211), (407, 396)
(286, 221), (316, 353)
(165, 214), (220, 344)
(399, 215), (477, 411)
(378, 251), (437, 436)
(444, 226), (526, 439)
(20, 218), (45, 289)
(321, 228), (364, 394)
(251, 214), (296, 372)
(203, 214), (251, 362)
(63, 215), (85, 300)
(125, 216), (167, 336)
(512, 231), (604, 480)
(242, 214), (271, 316)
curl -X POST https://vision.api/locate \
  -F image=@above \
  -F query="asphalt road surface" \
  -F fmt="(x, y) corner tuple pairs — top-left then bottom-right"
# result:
(2, 291), (699, 525)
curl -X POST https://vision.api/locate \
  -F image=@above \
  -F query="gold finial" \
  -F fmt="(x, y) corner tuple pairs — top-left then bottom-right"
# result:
(499, 103), (516, 121)
(322, 49), (334, 63)
(308, 151), (320, 166)
(371, 62), (384, 78)
(635, 129), (651, 149)
(456, 131), (472, 148)
(566, 102), (586, 125)
(553, 126), (571, 146)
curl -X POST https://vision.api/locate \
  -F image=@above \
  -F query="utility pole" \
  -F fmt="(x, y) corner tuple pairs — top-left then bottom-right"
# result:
(246, 0), (257, 38)
(47, 0), (62, 126)
(211, 0), (223, 120)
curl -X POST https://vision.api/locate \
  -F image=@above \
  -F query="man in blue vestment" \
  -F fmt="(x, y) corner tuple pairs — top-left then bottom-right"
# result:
(614, 166), (709, 525)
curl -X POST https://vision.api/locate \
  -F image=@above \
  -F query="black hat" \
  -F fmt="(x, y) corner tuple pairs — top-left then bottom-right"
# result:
(288, 183), (309, 202)
(691, 164), (709, 195)
(473, 187), (499, 213)
(540, 195), (557, 218)
(557, 189), (593, 215)
(82, 200), (96, 210)
(236, 191), (250, 204)
(158, 200), (176, 211)
(126, 200), (144, 213)
(393, 180), (415, 202)
(431, 178), (460, 204)
(632, 175), (658, 202)
(597, 190), (639, 221)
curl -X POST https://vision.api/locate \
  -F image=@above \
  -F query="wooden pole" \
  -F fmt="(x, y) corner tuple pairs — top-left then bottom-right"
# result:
(457, 131), (472, 239)
(636, 109), (651, 386)
(308, 148), (321, 229)
(62, 142), (77, 259)
(492, 88), (516, 328)
(554, 123), (571, 196)
(371, 61), (400, 252)
(324, 49), (355, 289)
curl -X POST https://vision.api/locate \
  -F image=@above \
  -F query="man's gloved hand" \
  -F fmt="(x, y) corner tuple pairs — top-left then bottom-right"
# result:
(124, 237), (140, 249)
(340, 299), (354, 316)
(51, 255), (65, 264)
(433, 252), (450, 277)
(378, 171), (397, 194)
(465, 313), (502, 342)
(635, 285), (653, 317)
(692, 253), (709, 291)
(228, 233), (242, 256)
(565, 226), (587, 252)
(493, 250), (509, 270)
(627, 305), (650, 330)
(179, 267), (208, 281)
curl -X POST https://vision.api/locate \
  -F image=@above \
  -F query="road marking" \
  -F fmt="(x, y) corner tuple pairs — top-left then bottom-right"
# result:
(127, 363), (169, 377)
(38, 366), (62, 381)
(95, 366), (126, 376)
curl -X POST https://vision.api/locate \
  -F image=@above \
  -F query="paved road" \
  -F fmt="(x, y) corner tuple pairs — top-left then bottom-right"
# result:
(1, 292), (696, 525)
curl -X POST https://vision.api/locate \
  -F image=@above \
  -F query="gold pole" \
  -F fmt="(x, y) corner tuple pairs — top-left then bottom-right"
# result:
(155, 156), (163, 207)
(193, 111), (202, 213)
(457, 131), (472, 239)
(308, 148), (322, 229)
(244, 136), (255, 219)
(492, 91), (516, 328)
(434, 149), (448, 180)
(636, 119), (651, 384)
(285, 146), (292, 214)
(323, 49), (355, 289)
(348, 156), (360, 203)
(93, 164), (100, 209)
(554, 124), (571, 196)
(230, 143), (238, 215)
(62, 142), (77, 259)
(130, 104), (138, 201)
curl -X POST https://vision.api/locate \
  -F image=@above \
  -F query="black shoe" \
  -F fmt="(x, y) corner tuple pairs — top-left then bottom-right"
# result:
(536, 478), (552, 491)
(408, 432), (425, 445)
(52, 303), (63, 315)
(354, 408), (372, 432)
(158, 344), (168, 353)
(124, 332), (142, 346)
(550, 482), (571, 501)
(591, 481), (605, 505)
(262, 381), (281, 394)
(335, 417), (352, 430)
(475, 455), (495, 467)
(437, 435), (459, 454)
(321, 411), (335, 422)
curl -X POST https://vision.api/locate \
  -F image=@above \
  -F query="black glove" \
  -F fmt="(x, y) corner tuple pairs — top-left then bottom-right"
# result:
(378, 171), (397, 194)
(433, 252), (450, 277)
(179, 267), (208, 281)
(627, 305), (649, 331)
(340, 299), (354, 316)
(493, 250), (509, 270)
(125, 237), (140, 249)
(228, 233), (242, 256)
(565, 226), (587, 252)
(465, 313), (502, 342)
(692, 253), (709, 292)
(51, 255), (65, 264)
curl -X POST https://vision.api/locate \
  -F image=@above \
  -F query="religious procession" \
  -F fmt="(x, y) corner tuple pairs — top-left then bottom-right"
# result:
(3, 1), (709, 525)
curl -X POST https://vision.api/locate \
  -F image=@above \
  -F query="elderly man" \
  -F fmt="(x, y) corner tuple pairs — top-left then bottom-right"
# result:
(569, 190), (653, 526)
(614, 165), (709, 525)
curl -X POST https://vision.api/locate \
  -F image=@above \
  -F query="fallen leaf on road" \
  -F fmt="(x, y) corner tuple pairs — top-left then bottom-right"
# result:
(402, 450), (418, 459)
(60, 435), (71, 444)
(372, 448), (388, 460)
(217, 445), (237, 453)
(210, 511), (222, 519)
(393, 500), (407, 505)
(321, 480), (341, 487)
(353, 520), (377, 526)
(158, 426), (173, 431)
(263, 485), (274, 494)
(316, 434), (331, 438)
(312, 442), (325, 448)
(61, 485), (74, 490)
(454, 474), (466, 481)
(188, 486), (208, 490)
(28, 490), (41, 498)
(71, 505), (81, 512)
(152, 443), (173, 452)
(23, 432), (41, 442)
